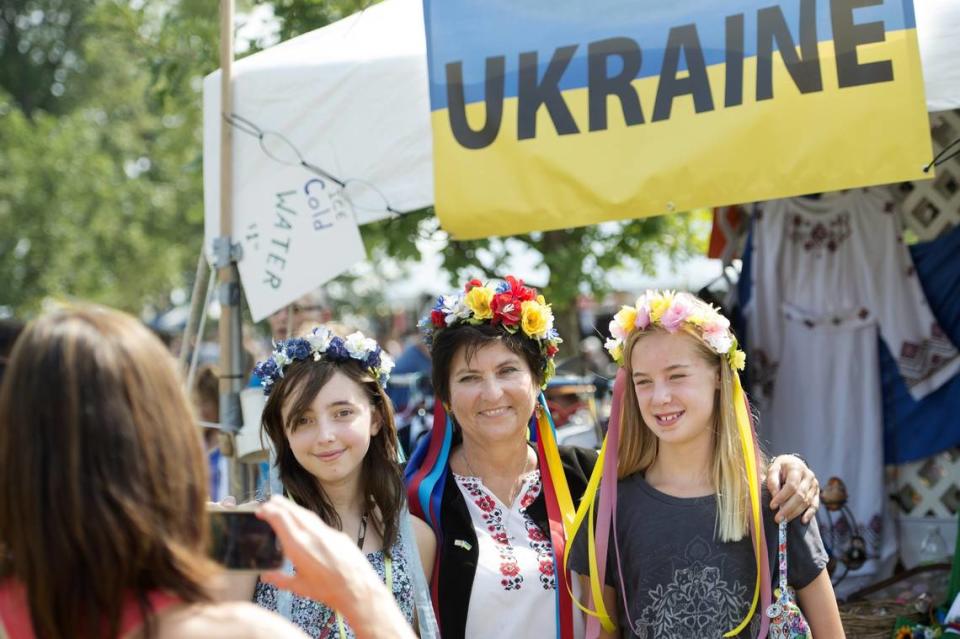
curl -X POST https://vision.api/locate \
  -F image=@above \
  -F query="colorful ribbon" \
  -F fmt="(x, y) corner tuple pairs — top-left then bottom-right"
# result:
(535, 394), (577, 639)
(404, 402), (452, 624)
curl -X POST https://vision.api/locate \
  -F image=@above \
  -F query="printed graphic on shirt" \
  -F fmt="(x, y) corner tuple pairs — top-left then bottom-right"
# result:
(631, 537), (755, 639)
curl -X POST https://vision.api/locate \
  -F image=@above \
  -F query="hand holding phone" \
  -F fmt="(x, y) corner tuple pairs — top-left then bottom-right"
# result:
(209, 510), (284, 571)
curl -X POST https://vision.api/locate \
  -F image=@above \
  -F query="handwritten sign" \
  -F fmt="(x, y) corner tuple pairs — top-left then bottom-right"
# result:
(234, 154), (365, 322)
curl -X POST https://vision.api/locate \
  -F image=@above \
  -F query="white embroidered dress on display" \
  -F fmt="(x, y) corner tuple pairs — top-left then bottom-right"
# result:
(746, 190), (960, 594)
(454, 469), (585, 639)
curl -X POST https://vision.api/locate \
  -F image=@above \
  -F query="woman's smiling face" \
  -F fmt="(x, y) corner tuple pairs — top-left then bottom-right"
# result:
(448, 340), (539, 446)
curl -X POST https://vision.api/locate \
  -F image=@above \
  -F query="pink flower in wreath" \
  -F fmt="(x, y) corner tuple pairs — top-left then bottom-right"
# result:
(501, 562), (520, 577)
(634, 303), (651, 330)
(702, 316), (733, 353)
(661, 298), (693, 333)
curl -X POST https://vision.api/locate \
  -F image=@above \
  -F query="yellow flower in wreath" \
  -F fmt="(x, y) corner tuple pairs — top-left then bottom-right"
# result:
(649, 292), (674, 323)
(520, 300), (553, 339)
(464, 285), (494, 320)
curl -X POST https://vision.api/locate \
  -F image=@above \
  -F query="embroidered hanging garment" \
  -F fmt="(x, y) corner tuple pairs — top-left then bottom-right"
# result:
(746, 190), (960, 595)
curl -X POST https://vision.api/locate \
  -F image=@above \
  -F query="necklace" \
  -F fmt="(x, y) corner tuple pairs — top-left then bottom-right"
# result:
(336, 509), (391, 639)
(461, 448), (534, 507)
(355, 510), (369, 551)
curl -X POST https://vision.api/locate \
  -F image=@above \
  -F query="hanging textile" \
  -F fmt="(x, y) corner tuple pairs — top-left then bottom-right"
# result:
(881, 224), (960, 464)
(742, 219), (960, 465)
(745, 189), (960, 595)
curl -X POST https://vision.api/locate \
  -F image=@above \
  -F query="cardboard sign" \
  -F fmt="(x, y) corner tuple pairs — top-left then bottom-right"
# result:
(233, 153), (366, 322)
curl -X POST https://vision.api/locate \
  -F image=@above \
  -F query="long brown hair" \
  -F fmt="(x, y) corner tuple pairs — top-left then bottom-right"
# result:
(618, 325), (765, 542)
(260, 358), (404, 554)
(0, 306), (217, 639)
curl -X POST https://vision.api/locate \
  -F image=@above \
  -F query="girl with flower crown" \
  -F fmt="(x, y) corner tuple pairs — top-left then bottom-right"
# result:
(226, 327), (437, 638)
(405, 278), (822, 639)
(570, 291), (844, 639)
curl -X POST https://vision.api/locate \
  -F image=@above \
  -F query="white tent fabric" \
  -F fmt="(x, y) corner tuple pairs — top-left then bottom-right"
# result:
(203, 0), (432, 254)
(203, 0), (960, 252)
(916, 0), (960, 113)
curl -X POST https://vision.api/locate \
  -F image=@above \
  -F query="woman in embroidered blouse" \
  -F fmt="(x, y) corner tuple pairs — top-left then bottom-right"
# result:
(405, 276), (823, 639)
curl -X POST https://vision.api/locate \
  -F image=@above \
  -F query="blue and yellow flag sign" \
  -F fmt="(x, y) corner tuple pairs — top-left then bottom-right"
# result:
(424, 0), (932, 239)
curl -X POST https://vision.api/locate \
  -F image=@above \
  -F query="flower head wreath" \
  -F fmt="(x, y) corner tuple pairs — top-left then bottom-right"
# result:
(418, 275), (562, 384)
(253, 326), (395, 396)
(604, 290), (746, 372)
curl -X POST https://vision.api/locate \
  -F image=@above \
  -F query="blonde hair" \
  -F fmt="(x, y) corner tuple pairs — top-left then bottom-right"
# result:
(617, 324), (766, 543)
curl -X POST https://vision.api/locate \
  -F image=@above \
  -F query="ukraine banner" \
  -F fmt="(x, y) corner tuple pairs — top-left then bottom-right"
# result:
(423, 0), (933, 240)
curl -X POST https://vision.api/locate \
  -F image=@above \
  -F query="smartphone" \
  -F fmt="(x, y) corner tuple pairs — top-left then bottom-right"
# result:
(208, 510), (284, 571)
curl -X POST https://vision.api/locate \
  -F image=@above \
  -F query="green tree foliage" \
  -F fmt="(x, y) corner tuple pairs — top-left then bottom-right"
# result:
(0, 1), (219, 315)
(0, 0), (92, 118)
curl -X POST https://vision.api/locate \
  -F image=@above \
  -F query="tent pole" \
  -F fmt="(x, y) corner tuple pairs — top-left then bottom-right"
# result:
(178, 251), (210, 375)
(216, 0), (247, 498)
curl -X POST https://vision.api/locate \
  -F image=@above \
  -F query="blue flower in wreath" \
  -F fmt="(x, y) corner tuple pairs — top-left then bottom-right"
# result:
(254, 358), (278, 382)
(285, 338), (311, 361)
(365, 347), (382, 370)
(325, 336), (349, 360)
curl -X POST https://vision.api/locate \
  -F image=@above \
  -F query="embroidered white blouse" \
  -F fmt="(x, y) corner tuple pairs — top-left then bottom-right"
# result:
(454, 469), (585, 639)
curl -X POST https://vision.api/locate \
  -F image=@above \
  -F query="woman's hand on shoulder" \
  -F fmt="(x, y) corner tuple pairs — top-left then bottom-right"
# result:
(766, 454), (820, 524)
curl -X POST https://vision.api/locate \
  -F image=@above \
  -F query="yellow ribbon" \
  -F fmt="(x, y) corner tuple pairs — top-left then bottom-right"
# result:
(562, 436), (616, 632)
(724, 374), (764, 637)
(537, 405), (576, 532)
(537, 405), (616, 631)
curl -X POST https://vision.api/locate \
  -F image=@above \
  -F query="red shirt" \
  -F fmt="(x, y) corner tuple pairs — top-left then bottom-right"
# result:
(0, 580), (181, 639)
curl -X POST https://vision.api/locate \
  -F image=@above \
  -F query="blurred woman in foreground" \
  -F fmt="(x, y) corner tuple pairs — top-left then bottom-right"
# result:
(0, 306), (412, 639)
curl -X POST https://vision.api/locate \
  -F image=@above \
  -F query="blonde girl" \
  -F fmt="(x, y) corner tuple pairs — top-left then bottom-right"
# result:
(572, 291), (843, 639)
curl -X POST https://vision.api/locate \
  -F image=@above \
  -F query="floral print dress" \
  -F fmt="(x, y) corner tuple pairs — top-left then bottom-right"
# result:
(254, 537), (415, 639)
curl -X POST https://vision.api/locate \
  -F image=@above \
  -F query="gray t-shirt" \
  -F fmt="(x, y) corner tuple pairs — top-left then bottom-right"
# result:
(570, 473), (827, 639)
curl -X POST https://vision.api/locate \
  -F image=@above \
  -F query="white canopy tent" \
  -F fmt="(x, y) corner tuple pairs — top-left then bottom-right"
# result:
(203, 0), (432, 254)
